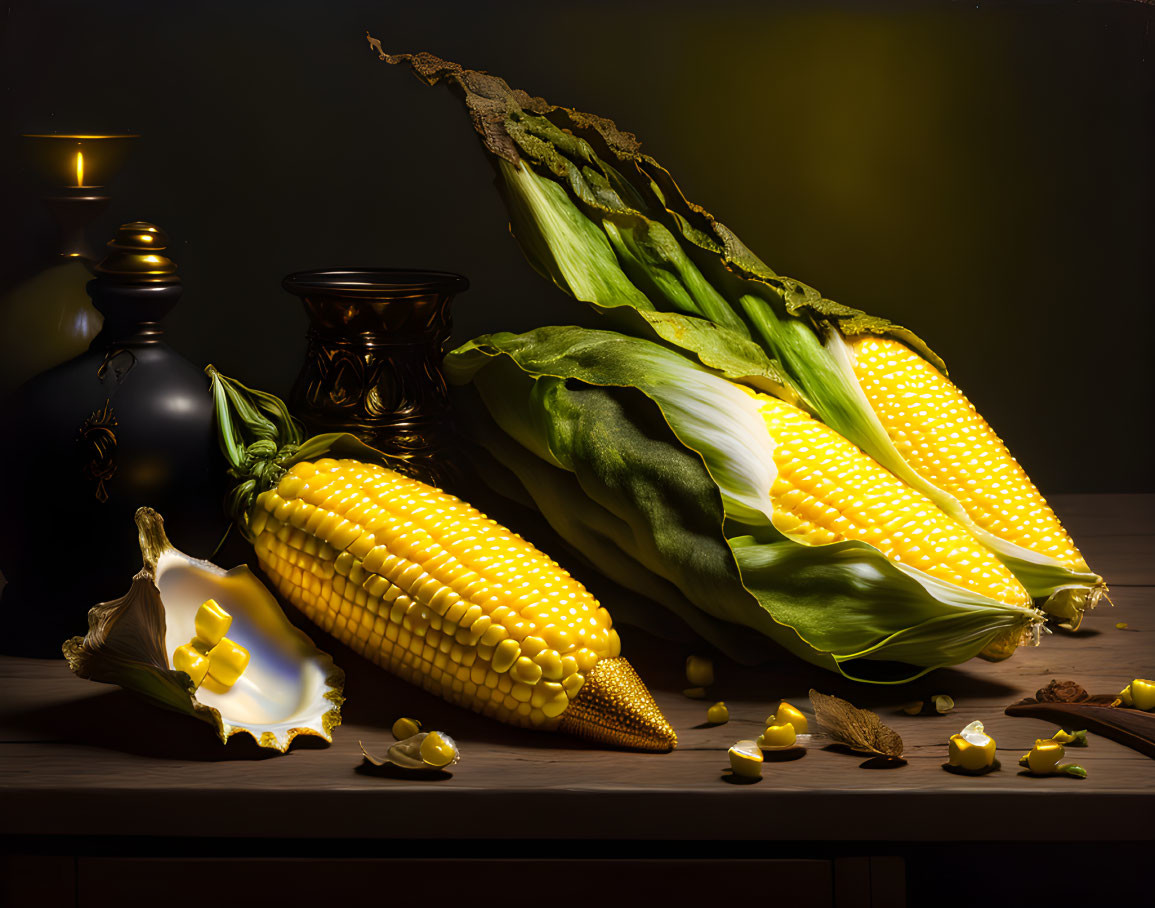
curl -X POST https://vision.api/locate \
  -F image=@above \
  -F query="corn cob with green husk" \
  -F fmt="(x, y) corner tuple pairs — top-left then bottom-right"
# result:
(448, 327), (1042, 679)
(377, 48), (1105, 630)
(208, 367), (675, 751)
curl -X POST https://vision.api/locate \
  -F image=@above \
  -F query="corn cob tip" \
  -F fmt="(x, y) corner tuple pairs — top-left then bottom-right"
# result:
(556, 657), (677, 752)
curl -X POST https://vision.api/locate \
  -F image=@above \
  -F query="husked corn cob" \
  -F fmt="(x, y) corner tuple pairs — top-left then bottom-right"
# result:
(250, 457), (676, 751)
(850, 336), (1089, 573)
(745, 389), (1031, 608)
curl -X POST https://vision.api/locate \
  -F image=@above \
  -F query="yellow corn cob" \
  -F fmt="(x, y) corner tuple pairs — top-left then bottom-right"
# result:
(249, 457), (676, 751)
(746, 390), (1031, 608)
(850, 336), (1089, 573)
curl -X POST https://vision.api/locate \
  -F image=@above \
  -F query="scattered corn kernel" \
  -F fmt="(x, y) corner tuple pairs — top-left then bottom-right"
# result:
(932, 694), (955, 714)
(1129, 678), (1155, 711)
(758, 721), (797, 750)
(392, 717), (421, 739)
(206, 637), (250, 688)
(947, 720), (997, 772)
(1026, 738), (1064, 774)
(1115, 622), (1129, 630)
(706, 701), (729, 724)
(194, 598), (232, 647)
(774, 701), (809, 734)
(419, 731), (458, 768)
(901, 701), (923, 716)
(685, 655), (714, 687)
(728, 740), (763, 779)
(682, 687), (708, 700)
(172, 642), (209, 687)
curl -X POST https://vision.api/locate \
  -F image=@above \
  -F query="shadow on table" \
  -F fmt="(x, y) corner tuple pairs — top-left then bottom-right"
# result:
(621, 623), (1022, 709)
(2, 688), (304, 761)
(304, 626), (612, 754)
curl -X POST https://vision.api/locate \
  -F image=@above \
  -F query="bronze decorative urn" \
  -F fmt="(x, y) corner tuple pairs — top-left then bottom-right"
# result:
(284, 268), (468, 486)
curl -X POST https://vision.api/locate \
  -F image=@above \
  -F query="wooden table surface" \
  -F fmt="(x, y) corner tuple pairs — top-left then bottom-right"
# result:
(1, 494), (1152, 848)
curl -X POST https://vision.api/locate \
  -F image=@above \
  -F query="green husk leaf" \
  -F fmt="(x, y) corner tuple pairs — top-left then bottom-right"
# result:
(207, 365), (405, 536)
(380, 48), (1105, 619)
(380, 49), (942, 367)
(496, 156), (798, 401)
(809, 689), (904, 758)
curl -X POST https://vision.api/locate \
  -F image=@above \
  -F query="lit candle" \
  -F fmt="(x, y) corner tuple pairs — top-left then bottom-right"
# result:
(22, 133), (139, 193)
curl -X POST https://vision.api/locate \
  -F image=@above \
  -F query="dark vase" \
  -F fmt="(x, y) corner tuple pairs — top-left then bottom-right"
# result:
(0, 222), (228, 656)
(284, 268), (468, 487)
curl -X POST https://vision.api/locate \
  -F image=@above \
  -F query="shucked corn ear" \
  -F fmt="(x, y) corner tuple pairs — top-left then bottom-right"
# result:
(377, 50), (1105, 627)
(208, 369), (675, 751)
(847, 335), (1101, 622)
(745, 389), (1029, 608)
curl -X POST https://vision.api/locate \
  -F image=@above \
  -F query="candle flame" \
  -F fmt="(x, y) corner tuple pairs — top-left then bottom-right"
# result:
(75, 151), (85, 187)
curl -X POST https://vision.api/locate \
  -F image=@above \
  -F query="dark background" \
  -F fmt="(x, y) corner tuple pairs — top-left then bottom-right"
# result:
(2, 0), (1152, 492)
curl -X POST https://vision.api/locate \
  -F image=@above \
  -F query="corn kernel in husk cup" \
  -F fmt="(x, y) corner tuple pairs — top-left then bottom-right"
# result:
(1018, 738), (1086, 777)
(63, 508), (344, 752)
(361, 731), (461, 772)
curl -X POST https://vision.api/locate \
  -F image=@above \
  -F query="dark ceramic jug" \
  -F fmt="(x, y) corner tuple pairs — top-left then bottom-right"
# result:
(0, 222), (227, 656)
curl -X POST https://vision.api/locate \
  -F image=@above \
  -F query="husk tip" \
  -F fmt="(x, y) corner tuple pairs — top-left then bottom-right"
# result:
(134, 507), (172, 571)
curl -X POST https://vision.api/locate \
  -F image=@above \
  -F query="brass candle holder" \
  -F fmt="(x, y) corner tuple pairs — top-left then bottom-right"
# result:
(21, 133), (139, 259)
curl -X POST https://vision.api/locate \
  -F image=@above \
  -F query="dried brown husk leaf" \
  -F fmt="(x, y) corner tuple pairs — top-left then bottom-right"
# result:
(810, 689), (903, 758)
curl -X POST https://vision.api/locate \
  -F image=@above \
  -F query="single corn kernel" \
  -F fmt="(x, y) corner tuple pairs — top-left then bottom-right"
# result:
(706, 701), (729, 725)
(685, 654), (714, 687)
(194, 598), (233, 647)
(757, 721), (797, 750)
(901, 701), (924, 716)
(932, 694), (955, 715)
(1129, 679), (1155, 711)
(206, 637), (250, 689)
(1119, 683), (1134, 707)
(392, 717), (421, 739)
(419, 731), (458, 768)
(682, 687), (708, 700)
(1115, 622), (1129, 630)
(492, 638), (521, 674)
(947, 720), (997, 772)
(728, 740), (763, 780)
(774, 701), (808, 734)
(511, 656), (543, 685)
(1026, 739), (1064, 774)
(172, 642), (209, 687)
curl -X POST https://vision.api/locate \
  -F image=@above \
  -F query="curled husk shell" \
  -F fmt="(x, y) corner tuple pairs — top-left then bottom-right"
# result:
(360, 732), (461, 771)
(63, 507), (344, 752)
